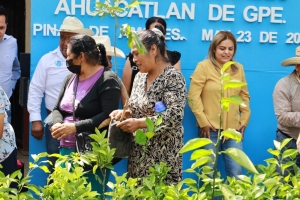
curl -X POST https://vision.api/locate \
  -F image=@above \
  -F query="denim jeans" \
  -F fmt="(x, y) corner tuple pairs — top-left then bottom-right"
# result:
(201, 129), (243, 179)
(275, 130), (300, 176)
(45, 124), (60, 173)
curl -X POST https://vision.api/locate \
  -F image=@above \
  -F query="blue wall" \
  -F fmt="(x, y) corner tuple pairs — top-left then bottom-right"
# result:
(30, 0), (300, 187)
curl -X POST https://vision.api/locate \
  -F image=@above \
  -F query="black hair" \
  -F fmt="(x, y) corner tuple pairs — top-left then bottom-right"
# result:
(154, 24), (166, 36)
(97, 43), (108, 67)
(69, 34), (108, 67)
(0, 6), (8, 23)
(138, 29), (169, 63)
(145, 17), (167, 31)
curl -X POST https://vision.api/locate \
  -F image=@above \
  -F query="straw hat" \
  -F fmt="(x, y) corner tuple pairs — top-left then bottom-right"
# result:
(56, 16), (94, 36)
(92, 36), (125, 58)
(281, 46), (300, 66)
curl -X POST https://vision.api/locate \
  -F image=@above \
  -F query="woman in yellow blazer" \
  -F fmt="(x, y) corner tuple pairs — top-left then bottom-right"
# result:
(188, 31), (250, 178)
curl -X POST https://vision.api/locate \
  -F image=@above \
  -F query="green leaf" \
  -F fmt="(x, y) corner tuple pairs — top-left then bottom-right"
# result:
(254, 187), (265, 199)
(145, 132), (154, 140)
(263, 178), (279, 187)
(282, 149), (298, 159)
(222, 73), (231, 81)
(238, 175), (252, 183)
(145, 117), (154, 132)
(221, 61), (236, 73)
(182, 178), (197, 185)
(220, 184), (235, 200)
(264, 158), (278, 165)
(282, 161), (294, 170)
(39, 165), (50, 173)
(125, 0), (141, 9)
(179, 138), (213, 154)
(93, 165), (98, 174)
(224, 80), (246, 90)
(155, 117), (163, 126)
(267, 148), (280, 157)
(31, 154), (38, 163)
(191, 156), (212, 169)
(190, 149), (213, 160)
(221, 128), (242, 142)
(280, 138), (293, 150)
(26, 184), (40, 195)
(135, 130), (147, 145)
(273, 140), (281, 150)
(184, 168), (196, 173)
(254, 174), (266, 184)
(222, 95), (246, 107)
(222, 148), (258, 174)
(132, 31), (147, 54)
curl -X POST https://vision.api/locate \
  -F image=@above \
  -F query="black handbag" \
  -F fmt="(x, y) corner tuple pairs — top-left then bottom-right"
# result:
(108, 118), (132, 158)
(75, 132), (92, 154)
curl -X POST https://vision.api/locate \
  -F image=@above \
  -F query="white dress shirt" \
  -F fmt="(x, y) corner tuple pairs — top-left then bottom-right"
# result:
(27, 47), (70, 122)
(0, 34), (21, 98)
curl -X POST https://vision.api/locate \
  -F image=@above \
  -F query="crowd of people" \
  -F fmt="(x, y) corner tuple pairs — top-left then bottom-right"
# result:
(1, 4), (300, 194)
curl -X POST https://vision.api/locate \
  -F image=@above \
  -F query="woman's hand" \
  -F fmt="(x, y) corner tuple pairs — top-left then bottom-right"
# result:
(51, 123), (77, 140)
(109, 109), (131, 120)
(200, 125), (216, 139)
(237, 124), (246, 141)
(116, 118), (141, 133)
(109, 110), (124, 120)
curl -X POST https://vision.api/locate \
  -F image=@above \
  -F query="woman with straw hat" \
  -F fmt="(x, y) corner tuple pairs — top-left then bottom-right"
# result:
(273, 46), (300, 176)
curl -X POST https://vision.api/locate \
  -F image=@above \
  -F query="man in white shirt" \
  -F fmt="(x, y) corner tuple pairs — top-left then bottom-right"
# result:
(27, 16), (93, 172)
(0, 6), (21, 123)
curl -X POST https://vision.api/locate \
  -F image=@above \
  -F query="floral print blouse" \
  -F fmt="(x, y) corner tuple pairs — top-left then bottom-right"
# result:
(0, 86), (16, 162)
(128, 66), (186, 184)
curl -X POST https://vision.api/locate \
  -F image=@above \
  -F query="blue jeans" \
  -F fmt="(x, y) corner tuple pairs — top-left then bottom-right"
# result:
(202, 129), (243, 179)
(45, 124), (60, 173)
(275, 130), (300, 176)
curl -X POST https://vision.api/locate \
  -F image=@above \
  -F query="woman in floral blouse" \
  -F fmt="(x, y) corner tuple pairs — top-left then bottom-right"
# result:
(0, 86), (18, 178)
(110, 27), (186, 184)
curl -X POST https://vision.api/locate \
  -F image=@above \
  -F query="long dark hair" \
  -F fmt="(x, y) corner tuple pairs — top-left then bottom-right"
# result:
(69, 34), (108, 67)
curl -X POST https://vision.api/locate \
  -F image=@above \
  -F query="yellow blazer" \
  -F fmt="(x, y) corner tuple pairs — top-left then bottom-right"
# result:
(188, 59), (250, 130)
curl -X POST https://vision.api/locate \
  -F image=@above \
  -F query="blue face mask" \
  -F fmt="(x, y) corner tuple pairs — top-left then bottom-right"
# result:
(66, 59), (81, 74)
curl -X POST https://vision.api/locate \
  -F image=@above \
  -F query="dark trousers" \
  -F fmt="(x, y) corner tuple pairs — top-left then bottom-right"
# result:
(1, 148), (18, 188)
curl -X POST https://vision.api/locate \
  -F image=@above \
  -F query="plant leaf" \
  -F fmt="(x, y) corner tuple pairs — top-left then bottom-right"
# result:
(280, 138), (293, 150)
(191, 156), (212, 169)
(224, 80), (246, 90)
(145, 132), (154, 140)
(221, 61), (236, 73)
(222, 95), (246, 107)
(221, 128), (242, 142)
(222, 148), (258, 174)
(135, 130), (147, 145)
(145, 117), (154, 132)
(190, 149), (213, 160)
(220, 184), (236, 200)
(267, 148), (280, 157)
(282, 149), (298, 159)
(179, 138), (213, 154)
